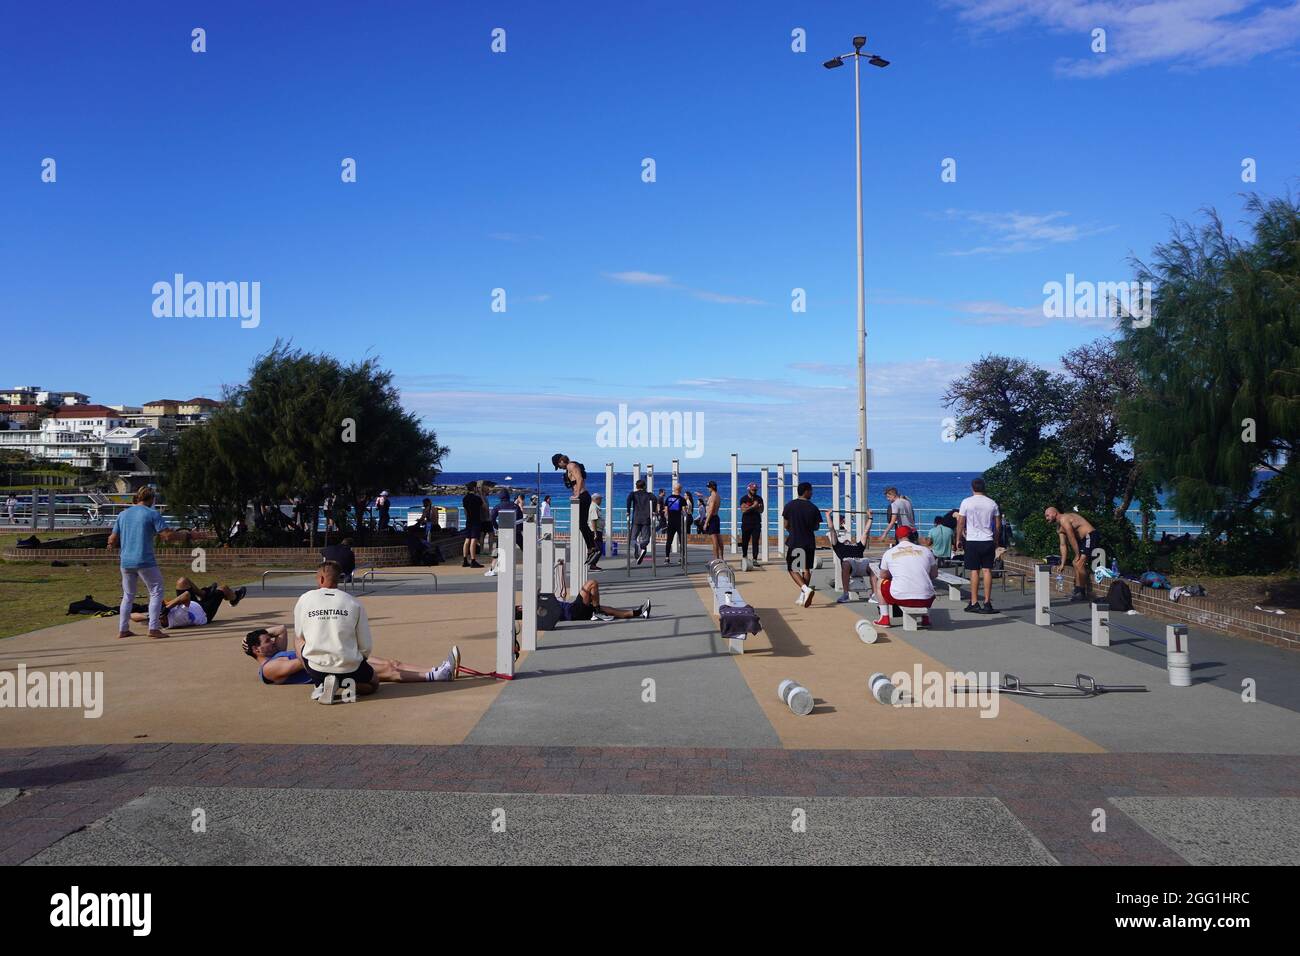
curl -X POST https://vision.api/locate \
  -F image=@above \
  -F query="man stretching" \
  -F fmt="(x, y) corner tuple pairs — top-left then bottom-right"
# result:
(1045, 507), (1099, 602)
(552, 453), (599, 569)
(243, 624), (459, 686)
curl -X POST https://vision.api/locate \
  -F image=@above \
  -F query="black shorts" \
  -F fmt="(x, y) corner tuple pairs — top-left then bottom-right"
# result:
(302, 657), (376, 688)
(562, 596), (595, 621)
(786, 544), (814, 572)
(1081, 530), (1101, 560)
(833, 541), (866, 561)
(964, 539), (996, 570)
(195, 586), (223, 622)
(705, 515), (720, 535)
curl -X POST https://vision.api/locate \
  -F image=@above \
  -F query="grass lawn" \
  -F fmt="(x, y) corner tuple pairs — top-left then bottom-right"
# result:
(0, 533), (288, 640)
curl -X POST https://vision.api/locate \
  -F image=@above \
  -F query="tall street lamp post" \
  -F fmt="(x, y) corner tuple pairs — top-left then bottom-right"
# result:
(824, 37), (889, 534)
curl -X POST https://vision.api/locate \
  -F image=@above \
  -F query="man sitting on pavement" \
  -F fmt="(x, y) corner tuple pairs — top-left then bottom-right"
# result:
(242, 623), (459, 687)
(293, 559), (379, 704)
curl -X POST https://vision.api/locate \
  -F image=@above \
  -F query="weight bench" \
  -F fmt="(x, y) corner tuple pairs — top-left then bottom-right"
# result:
(707, 560), (762, 654)
(936, 571), (966, 602)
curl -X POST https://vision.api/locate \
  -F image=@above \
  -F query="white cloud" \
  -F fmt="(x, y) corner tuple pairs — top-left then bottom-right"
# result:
(603, 271), (769, 306)
(942, 209), (1113, 256)
(944, 0), (1300, 77)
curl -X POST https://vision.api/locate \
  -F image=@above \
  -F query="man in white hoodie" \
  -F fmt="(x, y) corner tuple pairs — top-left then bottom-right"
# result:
(294, 560), (377, 704)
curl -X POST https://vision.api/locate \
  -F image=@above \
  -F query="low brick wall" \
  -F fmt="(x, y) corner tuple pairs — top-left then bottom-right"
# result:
(1003, 554), (1299, 651)
(1, 545), (411, 568)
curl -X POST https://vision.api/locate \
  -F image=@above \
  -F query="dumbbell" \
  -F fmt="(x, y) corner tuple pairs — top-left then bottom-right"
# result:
(868, 672), (903, 706)
(777, 679), (814, 716)
(855, 619), (879, 644)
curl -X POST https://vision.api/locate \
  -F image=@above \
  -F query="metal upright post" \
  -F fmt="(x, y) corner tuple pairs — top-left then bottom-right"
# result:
(831, 464), (841, 530)
(569, 496), (586, 597)
(604, 462), (614, 562)
(776, 464), (786, 561)
(729, 452), (739, 555)
(495, 519), (517, 677)
(760, 467), (770, 563)
(521, 508), (539, 652)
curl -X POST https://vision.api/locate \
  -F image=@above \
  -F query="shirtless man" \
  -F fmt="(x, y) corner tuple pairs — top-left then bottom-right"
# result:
(1044, 507), (1100, 602)
(552, 453), (598, 568)
(243, 624), (460, 686)
(703, 480), (723, 560)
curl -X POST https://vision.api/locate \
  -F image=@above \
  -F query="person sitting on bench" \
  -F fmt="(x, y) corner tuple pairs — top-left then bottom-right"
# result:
(320, 538), (357, 582)
(242, 624), (459, 686)
(827, 512), (873, 604)
(870, 528), (938, 627)
(520, 579), (650, 624)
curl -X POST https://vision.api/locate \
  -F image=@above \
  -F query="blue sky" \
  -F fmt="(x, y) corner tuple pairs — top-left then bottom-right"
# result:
(4, 0), (1298, 471)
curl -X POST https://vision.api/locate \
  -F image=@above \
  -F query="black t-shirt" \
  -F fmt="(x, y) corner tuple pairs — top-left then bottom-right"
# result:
(462, 493), (483, 525)
(740, 493), (764, 527)
(320, 544), (356, 577)
(664, 493), (688, 521)
(782, 498), (822, 549)
(627, 490), (656, 523)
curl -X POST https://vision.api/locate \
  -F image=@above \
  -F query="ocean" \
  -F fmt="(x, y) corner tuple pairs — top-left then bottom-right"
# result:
(391, 470), (981, 535)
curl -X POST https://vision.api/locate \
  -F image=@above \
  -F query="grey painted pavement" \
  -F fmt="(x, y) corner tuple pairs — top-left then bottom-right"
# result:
(26, 786), (1057, 866)
(0, 789), (18, 810)
(882, 588), (1300, 755)
(466, 551), (781, 747)
(1110, 797), (1300, 865)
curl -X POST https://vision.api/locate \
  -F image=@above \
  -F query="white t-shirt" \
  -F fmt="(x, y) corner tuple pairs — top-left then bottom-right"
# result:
(166, 601), (208, 628)
(539, 501), (552, 519)
(879, 540), (937, 601)
(958, 494), (1000, 542)
(294, 587), (373, 674)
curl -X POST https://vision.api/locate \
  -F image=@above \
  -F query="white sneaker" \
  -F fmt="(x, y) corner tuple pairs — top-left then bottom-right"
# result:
(484, 568), (497, 577)
(432, 645), (459, 682)
(310, 684), (324, 701)
(639, 600), (651, 618)
(317, 674), (338, 705)
(592, 612), (615, 622)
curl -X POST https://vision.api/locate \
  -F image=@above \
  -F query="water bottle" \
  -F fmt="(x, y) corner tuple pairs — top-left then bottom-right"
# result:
(1110, 558), (1119, 576)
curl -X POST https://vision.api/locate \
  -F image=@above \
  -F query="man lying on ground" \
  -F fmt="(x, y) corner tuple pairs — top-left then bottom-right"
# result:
(174, 576), (246, 621)
(519, 579), (650, 624)
(129, 588), (220, 632)
(242, 624), (459, 687)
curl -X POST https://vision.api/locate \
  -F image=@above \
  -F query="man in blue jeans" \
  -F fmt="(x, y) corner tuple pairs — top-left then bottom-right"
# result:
(108, 486), (181, 639)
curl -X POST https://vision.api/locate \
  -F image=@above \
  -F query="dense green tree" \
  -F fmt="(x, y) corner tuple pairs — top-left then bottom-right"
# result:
(166, 342), (448, 544)
(1119, 194), (1300, 562)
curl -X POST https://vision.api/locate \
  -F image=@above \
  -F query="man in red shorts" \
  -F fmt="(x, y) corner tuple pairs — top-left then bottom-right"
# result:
(871, 526), (939, 627)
